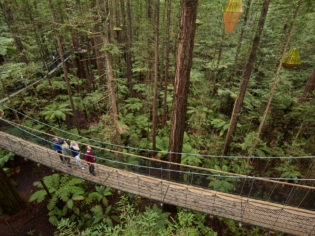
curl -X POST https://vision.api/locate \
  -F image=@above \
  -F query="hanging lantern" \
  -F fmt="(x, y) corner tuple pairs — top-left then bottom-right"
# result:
(283, 48), (301, 69)
(224, 0), (242, 33)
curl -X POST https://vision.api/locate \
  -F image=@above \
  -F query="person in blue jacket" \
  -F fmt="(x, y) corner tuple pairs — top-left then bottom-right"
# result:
(53, 137), (64, 163)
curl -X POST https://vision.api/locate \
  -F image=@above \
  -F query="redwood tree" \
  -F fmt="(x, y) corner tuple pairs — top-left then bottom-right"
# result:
(152, 0), (159, 150)
(223, 0), (271, 155)
(162, 0), (171, 126)
(168, 0), (198, 163)
(48, 0), (77, 127)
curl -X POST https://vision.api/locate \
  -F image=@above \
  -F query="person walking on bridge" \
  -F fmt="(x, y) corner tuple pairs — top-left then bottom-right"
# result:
(53, 137), (64, 163)
(61, 139), (72, 168)
(70, 141), (84, 170)
(85, 146), (96, 176)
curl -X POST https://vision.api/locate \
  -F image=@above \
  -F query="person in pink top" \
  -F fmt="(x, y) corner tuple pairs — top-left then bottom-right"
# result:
(85, 146), (96, 176)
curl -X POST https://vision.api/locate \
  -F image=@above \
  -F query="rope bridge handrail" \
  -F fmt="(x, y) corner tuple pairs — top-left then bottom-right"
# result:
(0, 131), (314, 236)
(1, 102), (315, 160)
(2, 118), (315, 191)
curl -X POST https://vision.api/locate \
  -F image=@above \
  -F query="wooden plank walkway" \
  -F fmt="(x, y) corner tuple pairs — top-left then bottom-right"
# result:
(0, 131), (314, 236)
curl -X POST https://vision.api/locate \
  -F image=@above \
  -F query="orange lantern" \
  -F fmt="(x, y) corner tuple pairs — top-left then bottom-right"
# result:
(283, 48), (301, 69)
(224, 0), (242, 33)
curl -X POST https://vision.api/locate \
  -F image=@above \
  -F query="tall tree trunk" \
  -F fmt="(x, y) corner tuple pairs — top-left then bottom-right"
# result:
(0, 167), (24, 215)
(97, 0), (120, 139)
(152, 0), (159, 150)
(48, 0), (77, 124)
(162, 0), (171, 126)
(91, 0), (106, 85)
(168, 0), (198, 163)
(299, 65), (315, 103)
(0, 2), (28, 64)
(251, 0), (301, 154)
(126, 0), (133, 95)
(114, 0), (122, 42)
(120, 0), (134, 96)
(71, 31), (86, 79)
(147, 0), (153, 20)
(223, 0), (271, 155)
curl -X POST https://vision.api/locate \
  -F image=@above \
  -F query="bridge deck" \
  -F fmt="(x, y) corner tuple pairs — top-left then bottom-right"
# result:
(0, 131), (314, 236)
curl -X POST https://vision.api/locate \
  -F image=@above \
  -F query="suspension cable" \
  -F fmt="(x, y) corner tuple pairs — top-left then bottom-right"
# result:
(2, 118), (315, 191)
(1, 102), (315, 160)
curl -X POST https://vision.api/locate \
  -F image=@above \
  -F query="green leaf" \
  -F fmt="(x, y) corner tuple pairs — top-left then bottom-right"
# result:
(29, 190), (47, 203)
(49, 216), (59, 226)
(67, 199), (74, 209)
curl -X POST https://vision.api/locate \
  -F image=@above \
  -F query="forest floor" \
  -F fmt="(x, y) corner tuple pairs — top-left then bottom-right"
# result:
(0, 159), (55, 236)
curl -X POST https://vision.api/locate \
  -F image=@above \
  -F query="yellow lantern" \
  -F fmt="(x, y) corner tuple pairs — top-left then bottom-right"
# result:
(283, 48), (301, 69)
(224, 0), (242, 33)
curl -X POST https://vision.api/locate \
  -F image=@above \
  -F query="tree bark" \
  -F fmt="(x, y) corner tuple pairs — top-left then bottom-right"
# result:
(114, 0), (122, 42)
(299, 65), (315, 103)
(48, 0), (77, 125)
(223, 0), (271, 155)
(251, 0), (301, 154)
(97, 0), (120, 138)
(0, 167), (24, 215)
(126, 0), (133, 95)
(91, 0), (106, 85)
(162, 0), (171, 126)
(120, 0), (134, 96)
(152, 0), (159, 150)
(168, 0), (198, 163)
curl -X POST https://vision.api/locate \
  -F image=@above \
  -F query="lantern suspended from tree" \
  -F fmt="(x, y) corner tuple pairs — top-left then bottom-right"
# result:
(224, 0), (242, 33)
(283, 48), (301, 69)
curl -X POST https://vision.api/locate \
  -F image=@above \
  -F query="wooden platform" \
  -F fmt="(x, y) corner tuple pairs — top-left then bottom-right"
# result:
(0, 131), (314, 236)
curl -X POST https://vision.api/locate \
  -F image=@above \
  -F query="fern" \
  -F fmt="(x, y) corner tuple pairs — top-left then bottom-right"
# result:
(29, 189), (47, 203)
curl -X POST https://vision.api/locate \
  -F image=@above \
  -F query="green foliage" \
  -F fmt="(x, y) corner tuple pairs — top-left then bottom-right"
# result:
(274, 160), (302, 179)
(40, 102), (72, 123)
(30, 174), (85, 226)
(171, 209), (217, 236)
(0, 150), (14, 172)
(208, 165), (238, 192)
(0, 36), (14, 55)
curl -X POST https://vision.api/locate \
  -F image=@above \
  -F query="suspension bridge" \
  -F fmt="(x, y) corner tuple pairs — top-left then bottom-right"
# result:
(0, 118), (314, 236)
(0, 56), (314, 235)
